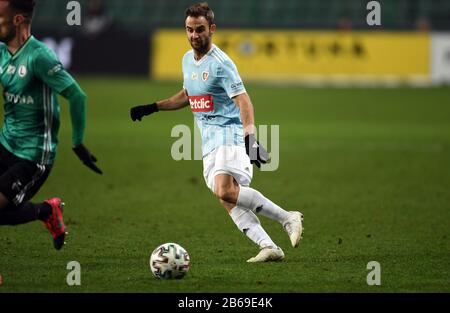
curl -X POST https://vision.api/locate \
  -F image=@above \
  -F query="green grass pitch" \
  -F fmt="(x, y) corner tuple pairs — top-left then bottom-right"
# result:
(1, 79), (449, 292)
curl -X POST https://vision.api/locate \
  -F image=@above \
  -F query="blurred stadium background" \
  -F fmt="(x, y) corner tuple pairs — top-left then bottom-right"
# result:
(1, 0), (449, 292)
(34, 0), (450, 30)
(31, 0), (450, 84)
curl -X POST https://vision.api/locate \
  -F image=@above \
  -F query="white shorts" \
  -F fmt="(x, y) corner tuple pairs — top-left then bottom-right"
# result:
(203, 145), (253, 193)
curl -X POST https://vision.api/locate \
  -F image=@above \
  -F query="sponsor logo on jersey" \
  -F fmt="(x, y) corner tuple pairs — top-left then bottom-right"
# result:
(6, 65), (16, 75)
(231, 82), (244, 90)
(202, 71), (209, 81)
(48, 64), (62, 76)
(189, 95), (214, 112)
(4, 92), (34, 104)
(191, 72), (198, 80)
(18, 65), (27, 78)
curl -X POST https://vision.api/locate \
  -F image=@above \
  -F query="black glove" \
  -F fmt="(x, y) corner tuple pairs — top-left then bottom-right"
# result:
(73, 144), (103, 174)
(245, 134), (270, 168)
(130, 103), (159, 122)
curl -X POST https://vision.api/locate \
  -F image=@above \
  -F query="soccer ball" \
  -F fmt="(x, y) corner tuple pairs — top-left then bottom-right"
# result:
(149, 243), (190, 279)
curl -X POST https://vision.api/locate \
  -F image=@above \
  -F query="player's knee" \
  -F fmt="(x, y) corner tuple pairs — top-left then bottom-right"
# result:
(215, 185), (237, 203)
(214, 186), (228, 200)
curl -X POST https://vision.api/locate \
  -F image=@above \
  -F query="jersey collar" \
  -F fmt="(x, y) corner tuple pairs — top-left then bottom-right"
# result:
(193, 44), (216, 66)
(10, 35), (34, 60)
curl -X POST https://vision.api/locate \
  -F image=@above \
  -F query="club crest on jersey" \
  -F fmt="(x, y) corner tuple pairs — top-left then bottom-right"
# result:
(202, 71), (209, 82)
(191, 72), (198, 80)
(188, 95), (214, 112)
(18, 65), (27, 78)
(6, 65), (16, 75)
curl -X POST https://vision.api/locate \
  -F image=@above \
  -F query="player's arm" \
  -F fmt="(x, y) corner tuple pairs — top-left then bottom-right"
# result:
(59, 83), (102, 175)
(34, 49), (102, 175)
(130, 89), (189, 122)
(233, 93), (270, 168)
(233, 92), (255, 135)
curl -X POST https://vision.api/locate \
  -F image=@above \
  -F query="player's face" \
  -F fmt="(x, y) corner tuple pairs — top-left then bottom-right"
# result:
(0, 2), (17, 44)
(185, 16), (216, 55)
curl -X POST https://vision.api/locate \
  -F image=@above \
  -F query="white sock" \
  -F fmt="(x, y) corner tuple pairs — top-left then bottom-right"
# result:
(237, 186), (291, 224)
(229, 206), (276, 249)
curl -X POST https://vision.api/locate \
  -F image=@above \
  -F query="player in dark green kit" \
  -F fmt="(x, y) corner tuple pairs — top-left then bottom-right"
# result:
(0, 0), (102, 250)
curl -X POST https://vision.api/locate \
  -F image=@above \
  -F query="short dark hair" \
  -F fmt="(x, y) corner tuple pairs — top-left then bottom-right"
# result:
(6, 0), (35, 20)
(185, 2), (215, 26)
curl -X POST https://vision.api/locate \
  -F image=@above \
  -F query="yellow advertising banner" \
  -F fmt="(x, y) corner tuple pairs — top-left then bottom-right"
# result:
(152, 30), (430, 81)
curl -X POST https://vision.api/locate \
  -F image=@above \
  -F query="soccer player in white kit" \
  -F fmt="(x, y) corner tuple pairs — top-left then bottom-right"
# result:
(130, 2), (303, 262)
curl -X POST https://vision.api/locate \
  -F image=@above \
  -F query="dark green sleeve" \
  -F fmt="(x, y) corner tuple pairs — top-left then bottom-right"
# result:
(60, 82), (86, 146)
(34, 47), (75, 94)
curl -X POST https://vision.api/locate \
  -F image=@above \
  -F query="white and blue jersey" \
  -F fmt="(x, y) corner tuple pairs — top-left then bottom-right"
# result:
(182, 44), (247, 157)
